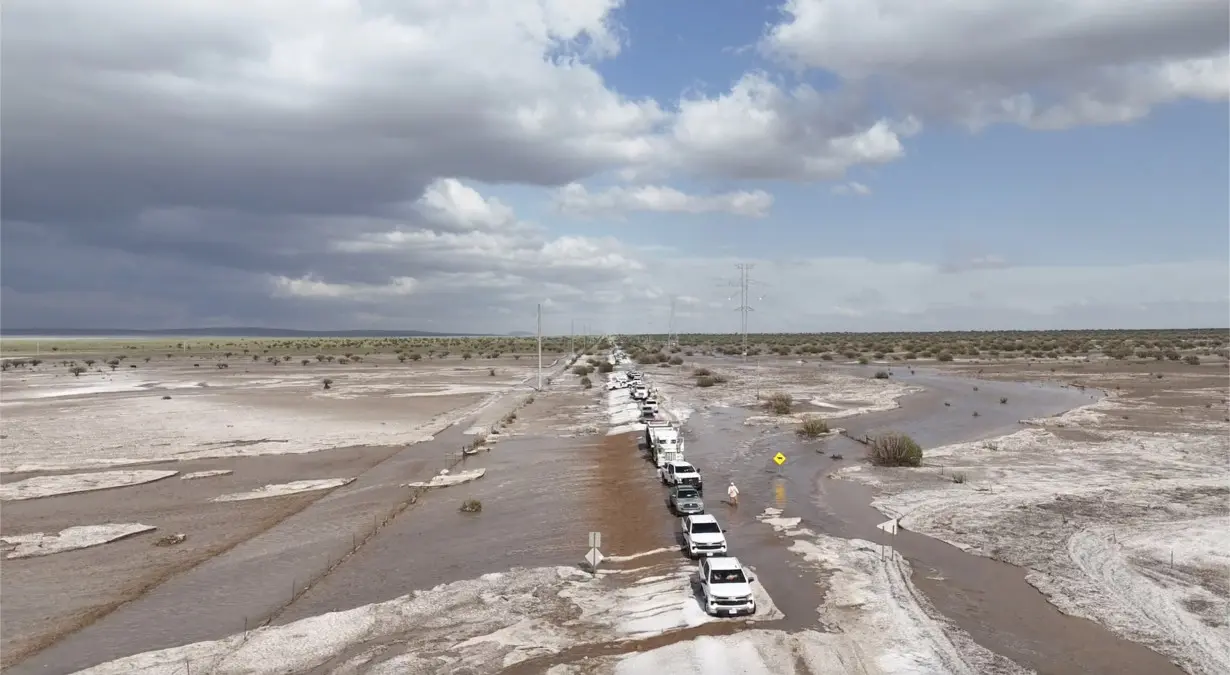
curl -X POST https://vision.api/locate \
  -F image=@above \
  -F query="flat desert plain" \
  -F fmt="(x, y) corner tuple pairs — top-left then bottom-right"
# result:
(1, 332), (1227, 675)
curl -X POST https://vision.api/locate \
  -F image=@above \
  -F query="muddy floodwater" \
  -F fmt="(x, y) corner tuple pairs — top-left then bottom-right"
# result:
(683, 366), (1183, 675)
(6, 364), (1193, 673)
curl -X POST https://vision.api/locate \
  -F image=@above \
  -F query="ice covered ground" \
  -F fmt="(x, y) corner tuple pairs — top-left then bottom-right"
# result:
(76, 558), (781, 675)
(835, 400), (1230, 675)
(1, 523), (156, 559)
(602, 371), (691, 436)
(1, 390), (491, 473)
(210, 478), (354, 502)
(404, 468), (486, 488)
(650, 364), (919, 423)
(606, 386), (645, 436)
(550, 508), (1021, 675)
(0, 469), (178, 501)
(181, 469), (233, 480)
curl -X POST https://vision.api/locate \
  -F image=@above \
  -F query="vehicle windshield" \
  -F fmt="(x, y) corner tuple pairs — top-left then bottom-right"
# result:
(675, 464), (696, 473)
(710, 569), (747, 584)
(691, 521), (721, 534)
(675, 488), (699, 499)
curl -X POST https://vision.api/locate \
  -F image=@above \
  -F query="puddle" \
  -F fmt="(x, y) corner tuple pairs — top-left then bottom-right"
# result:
(682, 371), (1183, 675)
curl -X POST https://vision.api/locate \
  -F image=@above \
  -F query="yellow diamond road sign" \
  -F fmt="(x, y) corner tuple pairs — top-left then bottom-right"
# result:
(773, 452), (786, 466)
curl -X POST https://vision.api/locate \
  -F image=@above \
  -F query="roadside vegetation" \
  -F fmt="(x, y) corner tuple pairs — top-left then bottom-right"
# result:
(611, 329), (1226, 366)
(797, 417), (830, 438)
(0, 335), (614, 376)
(763, 391), (792, 415)
(3, 330), (1226, 378)
(868, 433), (924, 467)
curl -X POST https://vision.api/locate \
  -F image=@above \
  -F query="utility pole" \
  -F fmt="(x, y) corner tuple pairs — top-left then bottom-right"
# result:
(537, 303), (543, 390)
(570, 318), (575, 356)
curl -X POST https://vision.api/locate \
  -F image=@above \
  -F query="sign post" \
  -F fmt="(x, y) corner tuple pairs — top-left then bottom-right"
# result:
(585, 531), (604, 577)
(876, 517), (899, 559)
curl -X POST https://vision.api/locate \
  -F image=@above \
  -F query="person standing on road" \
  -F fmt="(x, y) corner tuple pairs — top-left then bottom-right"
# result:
(727, 481), (739, 506)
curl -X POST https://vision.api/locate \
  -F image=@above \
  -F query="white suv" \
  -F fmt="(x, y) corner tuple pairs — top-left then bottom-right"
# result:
(680, 513), (727, 558)
(697, 556), (757, 616)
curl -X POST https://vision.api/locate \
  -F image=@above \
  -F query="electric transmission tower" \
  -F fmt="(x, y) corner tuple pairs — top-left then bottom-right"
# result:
(667, 296), (679, 348)
(717, 264), (758, 360)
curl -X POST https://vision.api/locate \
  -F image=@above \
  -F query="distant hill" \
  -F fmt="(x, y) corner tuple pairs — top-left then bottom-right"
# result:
(0, 327), (503, 338)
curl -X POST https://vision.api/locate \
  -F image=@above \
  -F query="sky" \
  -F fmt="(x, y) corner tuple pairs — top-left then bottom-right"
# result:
(2, 0), (1228, 335)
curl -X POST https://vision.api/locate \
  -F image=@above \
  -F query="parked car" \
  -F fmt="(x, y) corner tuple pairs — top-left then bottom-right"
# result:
(697, 556), (756, 616)
(680, 513), (727, 558)
(668, 485), (705, 515)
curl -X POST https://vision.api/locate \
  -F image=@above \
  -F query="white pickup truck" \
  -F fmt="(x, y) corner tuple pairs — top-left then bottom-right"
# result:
(698, 556), (757, 616)
(660, 460), (703, 494)
(680, 513), (728, 558)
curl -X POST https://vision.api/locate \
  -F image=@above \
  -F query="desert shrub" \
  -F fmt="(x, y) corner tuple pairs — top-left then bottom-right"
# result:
(873, 370), (890, 379)
(597, 362), (614, 373)
(69, 366), (86, 376)
(572, 365), (592, 376)
(669, 356), (684, 365)
(460, 499), (482, 513)
(820, 353), (834, 361)
(857, 357), (869, 365)
(952, 472), (968, 484)
(580, 376), (593, 389)
(696, 376), (716, 388)
(936, 352), (954, 362)
(302, 359), (311, 366)
(1183, 355), (1200, 365)
(322, 378), (333, 390)
(693, 367), (712, 376)
(462, 352), (473, 360)
(764, 391), (792, 415)
(797, 417), (830, 438)
(869, 433), (923, 467)
(1000, 397), (1008, 404)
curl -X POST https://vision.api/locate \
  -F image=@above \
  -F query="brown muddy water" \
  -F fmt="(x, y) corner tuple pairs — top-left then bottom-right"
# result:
(277, 431), (678, 623)
(682, 367), (1183, 675)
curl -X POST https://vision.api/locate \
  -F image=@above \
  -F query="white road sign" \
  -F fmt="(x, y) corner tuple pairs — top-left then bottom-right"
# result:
(588, 531), (602, 549)
(585, 547), (604, 570)
(876, 518), (899, 535)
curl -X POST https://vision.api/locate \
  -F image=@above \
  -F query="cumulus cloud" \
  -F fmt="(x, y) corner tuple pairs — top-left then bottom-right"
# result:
(762, 0), (1230, 129)
(554, 184), (774, 218)
(0, 0), (1224, 333)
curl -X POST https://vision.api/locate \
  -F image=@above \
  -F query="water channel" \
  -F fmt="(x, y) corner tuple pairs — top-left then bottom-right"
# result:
(679, 365), (1183, 675)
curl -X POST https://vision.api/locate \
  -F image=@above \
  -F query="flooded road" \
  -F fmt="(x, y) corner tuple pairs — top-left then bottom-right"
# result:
(682, 369), (1183, 675)
(279, 431), (677, 623)
(11, 424), (474, 675)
